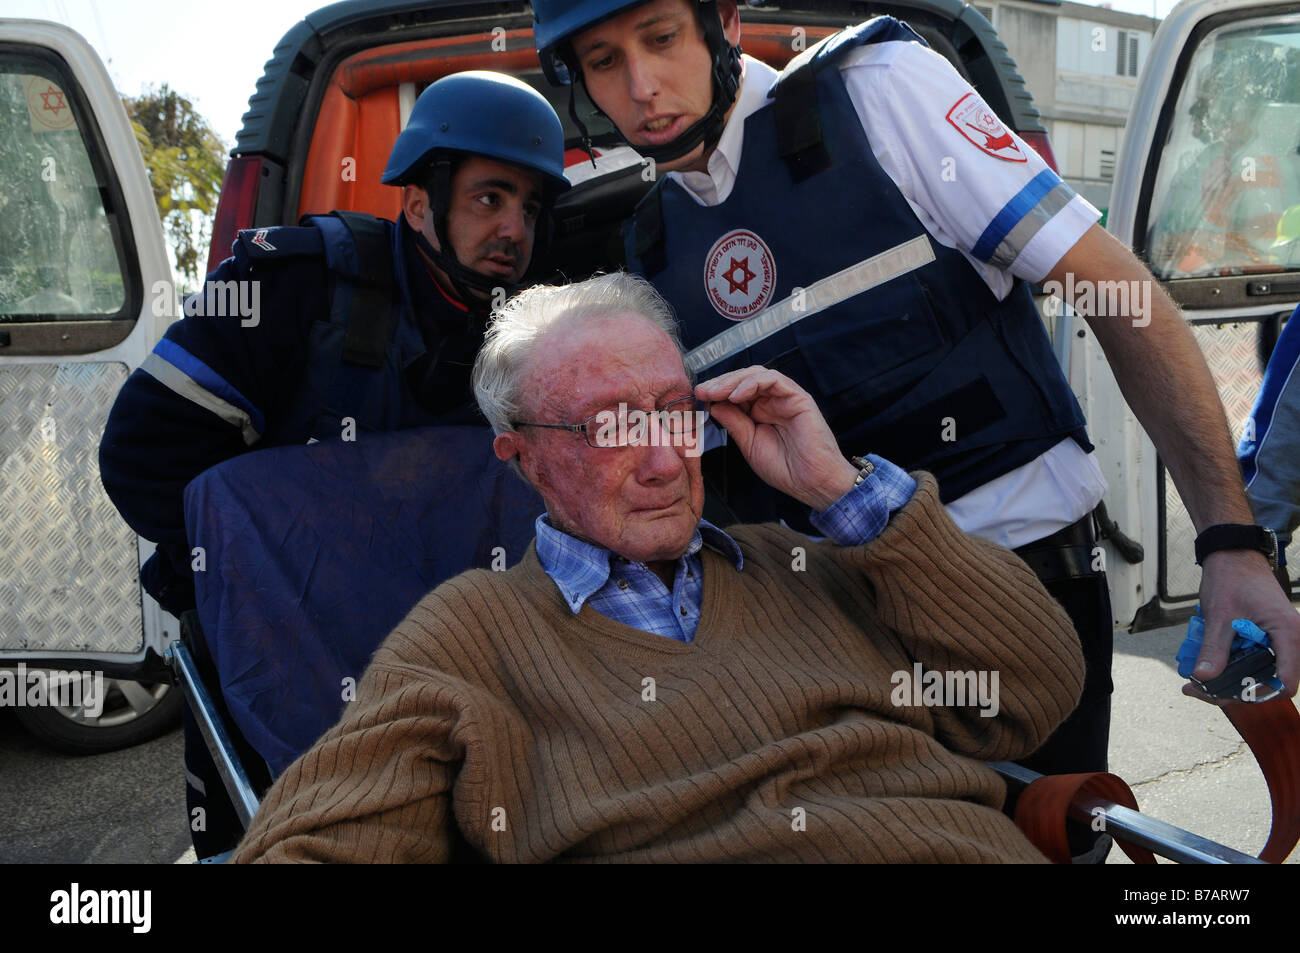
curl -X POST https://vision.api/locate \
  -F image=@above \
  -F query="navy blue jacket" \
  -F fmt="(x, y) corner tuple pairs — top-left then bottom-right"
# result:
(99, 216), (490, 613)
(1240, 304), (1300, 556)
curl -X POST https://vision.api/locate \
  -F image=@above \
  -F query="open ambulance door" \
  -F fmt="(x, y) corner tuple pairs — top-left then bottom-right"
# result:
(1078, 0), (1300, 630)
(0, 18), (181, 750)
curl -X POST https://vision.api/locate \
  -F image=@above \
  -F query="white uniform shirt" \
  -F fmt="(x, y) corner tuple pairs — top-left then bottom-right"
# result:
(667, 44), (1108, 549)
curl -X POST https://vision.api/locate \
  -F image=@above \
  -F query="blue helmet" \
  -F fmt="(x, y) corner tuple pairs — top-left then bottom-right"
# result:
(531, 0), (741, 166)
(381, 71), (569, 195)
(383, 72), (569, 304)
(533, 0), (655, 87)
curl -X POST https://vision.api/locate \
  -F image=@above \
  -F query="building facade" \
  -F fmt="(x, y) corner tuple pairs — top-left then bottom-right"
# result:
(974, 0), (1161, 214)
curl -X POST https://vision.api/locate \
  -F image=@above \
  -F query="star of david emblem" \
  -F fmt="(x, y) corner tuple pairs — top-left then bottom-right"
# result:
(704, 229), (777, 320)
(39, 86), (68, 116)
(724, 255), (755, 295)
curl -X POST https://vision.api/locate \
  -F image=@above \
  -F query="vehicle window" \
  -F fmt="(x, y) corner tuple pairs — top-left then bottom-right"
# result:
(0, 53), (127, 321)
(1144, 17), (1300, 280)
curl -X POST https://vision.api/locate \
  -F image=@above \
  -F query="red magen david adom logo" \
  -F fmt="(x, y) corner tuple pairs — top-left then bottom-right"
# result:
(703, 229), (777, 321)
(946, 93), (1026, 162)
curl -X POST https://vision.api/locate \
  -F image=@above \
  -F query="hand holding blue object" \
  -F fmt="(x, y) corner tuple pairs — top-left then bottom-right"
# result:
(1176, 607), (1285, 702)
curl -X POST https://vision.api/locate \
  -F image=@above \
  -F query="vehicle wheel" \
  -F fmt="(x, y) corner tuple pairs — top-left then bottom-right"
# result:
(13, 676), (182, 754)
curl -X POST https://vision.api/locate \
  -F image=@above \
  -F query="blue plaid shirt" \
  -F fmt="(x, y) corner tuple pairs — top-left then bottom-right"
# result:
(535, 454), (916, 642)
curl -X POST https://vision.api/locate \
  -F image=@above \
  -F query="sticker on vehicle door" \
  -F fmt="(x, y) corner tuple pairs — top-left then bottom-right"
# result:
(25, 76), (75, 133)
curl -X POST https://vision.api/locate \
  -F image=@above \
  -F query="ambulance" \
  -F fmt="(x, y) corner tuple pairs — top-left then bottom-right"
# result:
(0, 0), (1295, 753)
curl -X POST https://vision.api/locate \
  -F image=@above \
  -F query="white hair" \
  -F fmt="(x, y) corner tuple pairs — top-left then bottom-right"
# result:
(472, 272), (688, 437)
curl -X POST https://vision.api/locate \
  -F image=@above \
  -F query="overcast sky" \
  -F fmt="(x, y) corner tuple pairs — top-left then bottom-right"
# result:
(6, 0), (1183, 150)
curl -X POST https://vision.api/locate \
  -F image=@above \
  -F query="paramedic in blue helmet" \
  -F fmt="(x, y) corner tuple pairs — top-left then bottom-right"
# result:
(98, 70), (569, 859)
(531, 0), (1300, 859)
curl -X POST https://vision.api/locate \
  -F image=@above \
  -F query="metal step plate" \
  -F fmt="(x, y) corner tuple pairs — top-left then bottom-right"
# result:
(1163, 321), (1300, 601)
(0, 362), (142, 653)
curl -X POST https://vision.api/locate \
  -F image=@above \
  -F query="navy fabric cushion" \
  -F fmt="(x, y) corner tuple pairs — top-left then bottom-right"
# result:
(183, 426), (543, 775)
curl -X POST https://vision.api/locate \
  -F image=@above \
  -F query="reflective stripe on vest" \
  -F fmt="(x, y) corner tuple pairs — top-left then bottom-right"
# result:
(142, 340), (264, 445)
(686, 235), (937, 374)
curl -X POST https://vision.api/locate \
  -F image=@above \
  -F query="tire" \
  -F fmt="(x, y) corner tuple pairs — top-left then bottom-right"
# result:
(13, 675), (182, 754)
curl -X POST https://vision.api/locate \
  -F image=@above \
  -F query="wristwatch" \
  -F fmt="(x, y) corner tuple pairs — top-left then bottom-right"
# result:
(1193, 523), (1279, 569)
(850, 455), (875, 486)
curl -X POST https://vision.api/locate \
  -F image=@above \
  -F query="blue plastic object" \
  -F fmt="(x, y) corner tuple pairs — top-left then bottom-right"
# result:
(1176, 606), (1285, 700)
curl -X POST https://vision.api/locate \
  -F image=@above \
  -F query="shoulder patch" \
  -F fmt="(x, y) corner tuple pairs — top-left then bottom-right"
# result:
(234, 225), (325, 261)
(247, 228), (277, 252)
(945, 92), (1026, 162)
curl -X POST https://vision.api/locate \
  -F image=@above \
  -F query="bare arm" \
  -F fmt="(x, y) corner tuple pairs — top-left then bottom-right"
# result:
(1051, 225), (1249, 527)
(1047, 224), (1300, 699)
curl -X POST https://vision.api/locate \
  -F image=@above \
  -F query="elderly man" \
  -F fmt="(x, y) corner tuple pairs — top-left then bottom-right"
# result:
(232, 272), (1083, 863)
(530, 6), (1300, 852)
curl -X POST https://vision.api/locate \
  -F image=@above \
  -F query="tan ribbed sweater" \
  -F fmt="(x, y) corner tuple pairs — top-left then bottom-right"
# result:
(233, 474), (1084, 863)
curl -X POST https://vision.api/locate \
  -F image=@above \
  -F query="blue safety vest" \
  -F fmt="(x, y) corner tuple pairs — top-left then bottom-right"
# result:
(248, 212), (468, 446)
(625, 17), (1091, 507)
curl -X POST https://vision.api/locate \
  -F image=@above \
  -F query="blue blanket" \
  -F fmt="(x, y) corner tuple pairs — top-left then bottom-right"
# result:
(183, 426), (543, 775)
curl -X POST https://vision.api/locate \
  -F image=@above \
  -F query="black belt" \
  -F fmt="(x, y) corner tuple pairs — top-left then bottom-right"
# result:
(1013, 513), (1101, 585)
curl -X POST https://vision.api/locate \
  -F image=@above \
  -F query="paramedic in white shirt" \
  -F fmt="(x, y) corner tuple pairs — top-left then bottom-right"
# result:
(529, 0), (1300, 825)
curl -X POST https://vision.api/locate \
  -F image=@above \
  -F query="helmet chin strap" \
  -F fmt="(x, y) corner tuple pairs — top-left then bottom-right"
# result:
(568, 7), (742, 169)
(416, 158), (525, 307)
(633, 88), (729, 165)
(410, 226), (519, 307)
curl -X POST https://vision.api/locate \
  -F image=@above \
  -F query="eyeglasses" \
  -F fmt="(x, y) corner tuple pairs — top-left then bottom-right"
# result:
(512, 395), (703, 449)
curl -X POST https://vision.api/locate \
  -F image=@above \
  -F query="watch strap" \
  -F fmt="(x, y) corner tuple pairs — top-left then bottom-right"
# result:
(1194, 523), (1278, 569)
(850, 455), (875, 487)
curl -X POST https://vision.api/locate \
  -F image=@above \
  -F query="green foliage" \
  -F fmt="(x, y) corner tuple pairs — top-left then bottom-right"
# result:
(122, 84), (226, 288)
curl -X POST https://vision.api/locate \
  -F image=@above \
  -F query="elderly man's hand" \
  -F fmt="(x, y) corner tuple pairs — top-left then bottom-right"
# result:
(695, 367), (859, 511)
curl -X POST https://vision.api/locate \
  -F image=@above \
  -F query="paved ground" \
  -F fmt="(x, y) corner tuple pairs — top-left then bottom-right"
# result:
(0, 707), (193, 864)
(0, 621), (1293, 865)
(1106, 623), (1297, 864)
